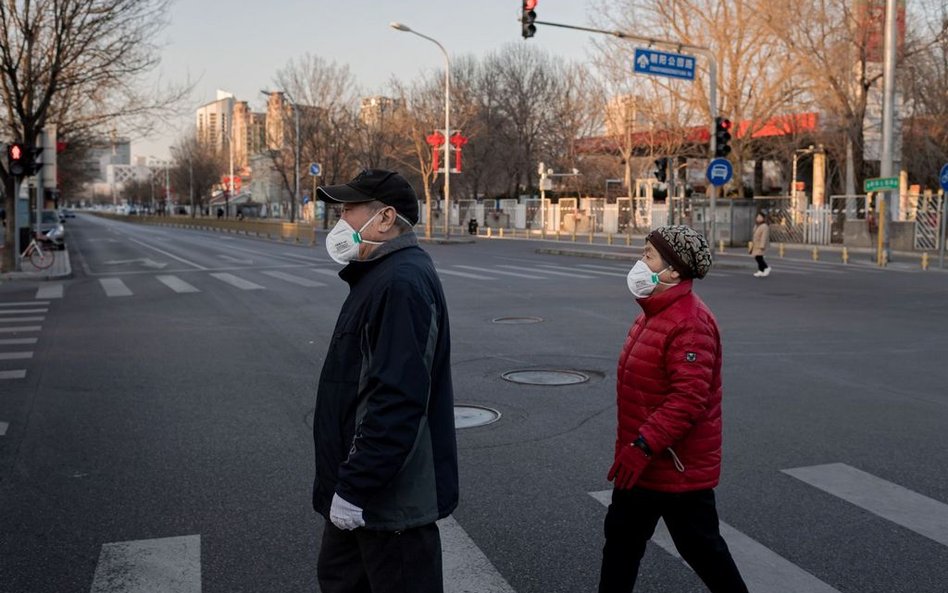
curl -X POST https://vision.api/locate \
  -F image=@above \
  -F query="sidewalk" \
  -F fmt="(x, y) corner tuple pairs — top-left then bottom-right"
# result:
(0, 248), (72, 281)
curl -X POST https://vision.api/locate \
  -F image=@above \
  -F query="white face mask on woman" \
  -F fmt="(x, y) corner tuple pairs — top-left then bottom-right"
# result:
(324, 209), (387, 265)
(626, 259), (673, 299)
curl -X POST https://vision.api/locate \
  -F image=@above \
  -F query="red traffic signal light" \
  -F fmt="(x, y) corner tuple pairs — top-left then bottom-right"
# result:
(7, 143), (27, 177)
(522, 1), (537, 39)
(714, 117), (732, 158)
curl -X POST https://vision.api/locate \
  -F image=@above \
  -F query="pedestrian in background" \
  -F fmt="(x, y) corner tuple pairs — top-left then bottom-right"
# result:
(312, 169), (458, 593)
(600, 225), (748, 593)
(751, 212), (771, 277)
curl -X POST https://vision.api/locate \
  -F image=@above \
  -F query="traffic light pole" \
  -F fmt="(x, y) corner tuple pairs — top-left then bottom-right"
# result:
(529, 20), (719, 245)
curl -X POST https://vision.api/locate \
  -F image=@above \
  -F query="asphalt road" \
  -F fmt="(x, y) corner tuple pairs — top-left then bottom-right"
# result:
(1, 213), (947, 593)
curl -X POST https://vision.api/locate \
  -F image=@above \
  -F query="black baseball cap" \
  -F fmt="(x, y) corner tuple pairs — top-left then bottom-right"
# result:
(316, 169), (419, 226)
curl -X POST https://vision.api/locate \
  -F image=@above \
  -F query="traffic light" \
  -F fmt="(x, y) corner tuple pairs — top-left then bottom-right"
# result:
(29, 145), (43, 175)
(653, 158), (668, 183)
(521, 0), (537, 39)
(7, 143), (27, 177)
(714, 117), (732, 158)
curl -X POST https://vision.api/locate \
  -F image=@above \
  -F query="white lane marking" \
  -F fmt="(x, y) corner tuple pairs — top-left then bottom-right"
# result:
(439, 516), (516, 593)
(590, 490), (842, 593)
(210, 273), (265, 290)
(499, 265), (596, 279)
(0, 352), (33, 360)
(311, 268), (341, 279)
(538, 264), (626, 278)
(0, 317), (45, 323)
(261, 270), (326, 287)
(575, 264), (632, 272)
(90, 535), (201, 593)
(35, 284), (64, 299)
(99, 278), (133, 297)
(454, 265), (548, 280)
(0, 326), (41, 334)
(0, 301), (51, 307)
(0, 421), (7, 436)
(156, 275), (201, 294)
(0, 370), (27, 379)
(126, 237), (208, 270)
(0, 338), (38, 345)
(0, 309), (48, 315)
(783, 463), (948, 547)
(437, 269), (497, 280)
(218, 254), (254, 264)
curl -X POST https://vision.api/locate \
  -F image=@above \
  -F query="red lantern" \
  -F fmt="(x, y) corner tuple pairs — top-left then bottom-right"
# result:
(426, 131), (445, 173)
(449, 132), (468, 173)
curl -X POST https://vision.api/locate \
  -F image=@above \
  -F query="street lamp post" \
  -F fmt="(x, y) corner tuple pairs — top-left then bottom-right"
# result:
(261, 89), (300, 222)
(391, 22), (451, 238)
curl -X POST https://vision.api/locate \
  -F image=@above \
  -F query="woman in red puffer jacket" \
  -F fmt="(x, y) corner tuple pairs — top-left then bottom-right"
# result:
(599, 226), (747, 593)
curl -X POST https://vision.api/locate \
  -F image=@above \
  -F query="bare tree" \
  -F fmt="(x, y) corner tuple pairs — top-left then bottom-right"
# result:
(170, 132), (226, 217)
(0, 0), (188, 270)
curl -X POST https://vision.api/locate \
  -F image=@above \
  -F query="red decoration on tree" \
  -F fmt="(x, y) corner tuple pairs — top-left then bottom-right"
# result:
(449, 132), (468, 173)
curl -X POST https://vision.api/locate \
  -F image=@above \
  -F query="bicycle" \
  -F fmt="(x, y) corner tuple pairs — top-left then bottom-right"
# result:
(21, 233), (55, 269)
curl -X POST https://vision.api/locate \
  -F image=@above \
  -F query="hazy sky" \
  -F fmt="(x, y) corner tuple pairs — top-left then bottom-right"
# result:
(137, 0), (598, 159)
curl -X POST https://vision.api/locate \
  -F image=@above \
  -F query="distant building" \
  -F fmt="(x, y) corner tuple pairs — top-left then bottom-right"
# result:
(232, 100), (266, 172)
(360, 96), (401, 127)
(196, 90), (236, 152)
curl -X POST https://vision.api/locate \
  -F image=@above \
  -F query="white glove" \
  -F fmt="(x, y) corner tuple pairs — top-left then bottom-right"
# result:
(329, 493), (365, 530)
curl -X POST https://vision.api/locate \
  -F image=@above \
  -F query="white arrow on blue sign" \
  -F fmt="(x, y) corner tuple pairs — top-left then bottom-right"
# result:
(939, 163), (948, 192)
(309, 163), (322, 176)
(706, 158), (733, 187)
(633, 48), (696, 81)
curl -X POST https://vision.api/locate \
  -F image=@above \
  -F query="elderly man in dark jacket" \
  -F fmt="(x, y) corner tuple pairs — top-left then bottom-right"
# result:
(600, 225), (747, 593)
(313, 169), (458, 593)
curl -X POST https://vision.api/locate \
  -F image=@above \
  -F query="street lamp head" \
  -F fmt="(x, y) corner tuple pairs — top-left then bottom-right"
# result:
(390, 22), (411, 32)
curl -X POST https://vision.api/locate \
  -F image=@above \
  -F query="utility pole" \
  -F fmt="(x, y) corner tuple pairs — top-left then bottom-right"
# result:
(878, 0), (898, 264)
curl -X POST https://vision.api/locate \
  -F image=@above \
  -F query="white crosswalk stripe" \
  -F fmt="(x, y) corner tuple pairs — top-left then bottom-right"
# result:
(0, 421), (7, 436)
(438, 268), (496, 280)
(590, 490), (842, 593)
(0, 370), (27, 379)
(90, 535), (201, 593)
(99, 278), (133, 297)
(0, 338), (37, 345)
(0, 308), (48, 315)
(261, 270), (327, 287)
(0, 352), (33, 360)
(0, 326), (41, 333)
(500, 264), (596, 278)
(440, 516), (516, 593)
(209, 273), (265, 290)
(0, 317), (45, 323)
(783, 463), (948, 547)
(156, 275), (201, 294)
(453, 265), (548, 279)
(0, 301), (51, 307)
(35, 284), (64, 299)
(539, 264), (626, 277)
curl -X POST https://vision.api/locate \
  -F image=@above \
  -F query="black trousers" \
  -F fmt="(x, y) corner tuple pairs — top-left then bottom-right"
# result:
(755, 255), (768, 271)
(599, 487), (748, 593)
(317, 522), (443, 593)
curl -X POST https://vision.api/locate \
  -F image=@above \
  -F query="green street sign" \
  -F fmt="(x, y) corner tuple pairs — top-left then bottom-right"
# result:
(864, 177), (899, 192)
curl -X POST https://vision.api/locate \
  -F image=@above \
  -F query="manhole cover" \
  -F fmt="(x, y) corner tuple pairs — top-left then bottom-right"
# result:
(454, 405), (501, 429)
(501, 369), (590, 386)
(492, 316), (544, 325)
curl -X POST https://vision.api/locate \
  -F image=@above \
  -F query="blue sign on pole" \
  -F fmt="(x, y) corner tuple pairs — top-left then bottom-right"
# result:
(633, 48), (696, 81)
(939, 163), (948, 192)
(309, 162), (322, 176)
(706, 158), (733, 187)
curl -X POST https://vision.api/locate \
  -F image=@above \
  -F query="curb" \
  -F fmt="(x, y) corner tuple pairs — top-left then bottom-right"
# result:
(0, 249), (73, 281)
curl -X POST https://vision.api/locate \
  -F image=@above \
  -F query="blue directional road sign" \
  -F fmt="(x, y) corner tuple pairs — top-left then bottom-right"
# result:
(309, 162), (322, 176)
(706, 158), (733, 187)
(633, 48), (696, 81)
(940, 163), (948, 192)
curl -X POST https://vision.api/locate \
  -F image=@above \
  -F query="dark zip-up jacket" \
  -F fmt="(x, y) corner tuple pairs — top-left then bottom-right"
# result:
(313, 232), (458, 531)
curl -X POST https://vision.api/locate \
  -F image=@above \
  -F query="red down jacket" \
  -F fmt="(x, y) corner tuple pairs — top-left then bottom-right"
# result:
(615, 279), (723, 492)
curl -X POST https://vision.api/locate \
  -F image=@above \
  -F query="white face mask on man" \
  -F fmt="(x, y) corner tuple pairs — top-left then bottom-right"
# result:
(324, 209), (387, 265)
(626, 259), (674, 299)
